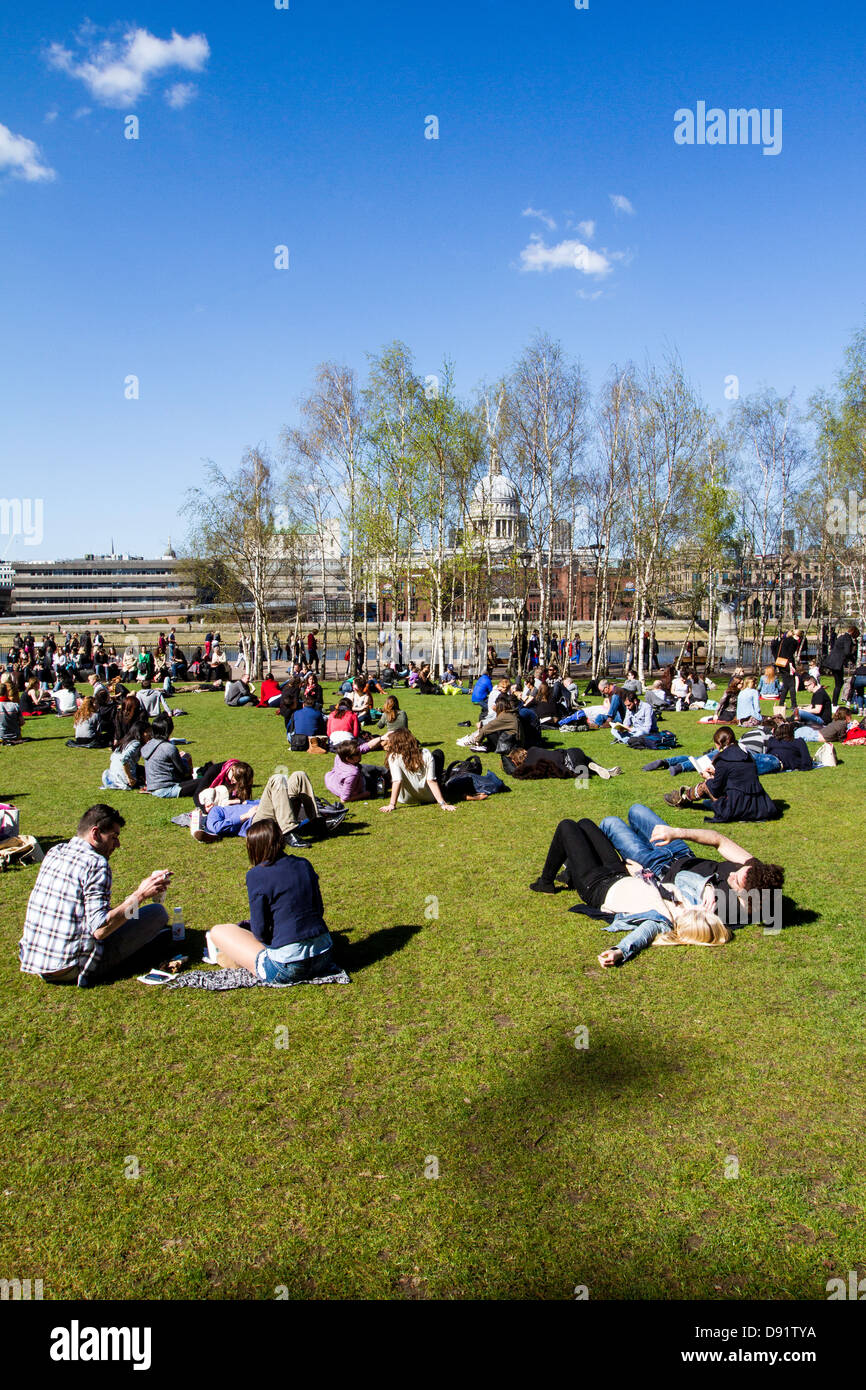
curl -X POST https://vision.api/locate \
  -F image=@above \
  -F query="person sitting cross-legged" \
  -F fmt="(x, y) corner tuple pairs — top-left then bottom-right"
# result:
(288, 696), (327, 742)
(18, 804), (171, 987)
(457, 695), (520, 752)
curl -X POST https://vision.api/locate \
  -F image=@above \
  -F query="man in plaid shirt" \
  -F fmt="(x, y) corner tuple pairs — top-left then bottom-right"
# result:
(19, 804), (171, 986)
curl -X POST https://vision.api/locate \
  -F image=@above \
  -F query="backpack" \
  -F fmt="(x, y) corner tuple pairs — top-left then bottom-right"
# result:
(634, 729), (678, 750)
(443, 755), (483, 781)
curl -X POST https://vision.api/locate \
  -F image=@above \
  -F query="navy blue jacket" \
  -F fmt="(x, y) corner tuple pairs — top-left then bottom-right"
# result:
(246, 854), (329, 948)
(705, 745), (777, 822)
(290, 705), (326, 737)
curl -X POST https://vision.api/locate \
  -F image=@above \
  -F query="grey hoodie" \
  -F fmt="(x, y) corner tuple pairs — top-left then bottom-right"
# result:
(141, 737), (188, 790)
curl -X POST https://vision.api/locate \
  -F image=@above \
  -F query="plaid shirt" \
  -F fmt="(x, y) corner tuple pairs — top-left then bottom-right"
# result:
(19, 838), (111, 981)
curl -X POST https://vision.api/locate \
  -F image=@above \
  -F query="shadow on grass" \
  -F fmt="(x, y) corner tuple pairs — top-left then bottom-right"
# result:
(31, 835), (67, 851)
(331, 924), (422, 972)
(781, 896), (819, 929)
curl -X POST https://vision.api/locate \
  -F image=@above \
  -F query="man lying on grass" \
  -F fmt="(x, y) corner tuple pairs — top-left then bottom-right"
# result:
(530, 817), (730, 967)
(18, 804), (171, 987)
(599, 803), (785, 934)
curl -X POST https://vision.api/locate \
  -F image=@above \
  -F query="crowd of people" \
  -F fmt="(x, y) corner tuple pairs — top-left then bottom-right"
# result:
(6, 619), (863, 987)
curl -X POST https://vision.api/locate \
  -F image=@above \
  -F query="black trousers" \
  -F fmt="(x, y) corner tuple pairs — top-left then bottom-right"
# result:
(830, 671), (845, 704)
(176, 761), (224, 804)
(540, 818), (626, 907)
(777, 671), (798, 709)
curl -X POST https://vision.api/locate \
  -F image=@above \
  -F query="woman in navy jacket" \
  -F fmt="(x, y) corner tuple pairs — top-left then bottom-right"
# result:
(665, 727), (777, 823)
(206, 818), (336, 981)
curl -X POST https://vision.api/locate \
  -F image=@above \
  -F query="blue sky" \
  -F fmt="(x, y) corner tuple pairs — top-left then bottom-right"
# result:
(1, 0), (864, 560)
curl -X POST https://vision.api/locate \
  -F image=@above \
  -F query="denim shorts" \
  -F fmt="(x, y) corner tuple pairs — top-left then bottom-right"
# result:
(255, 946), (335, 984)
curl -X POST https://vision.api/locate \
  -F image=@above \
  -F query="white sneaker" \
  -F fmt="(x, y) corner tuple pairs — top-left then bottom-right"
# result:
(202, 931), (218, 965)
(588, 761), (611, 778)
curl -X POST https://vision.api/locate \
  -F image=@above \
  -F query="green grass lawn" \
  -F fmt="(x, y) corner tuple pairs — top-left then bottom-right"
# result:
(1, 682), (864, 1300)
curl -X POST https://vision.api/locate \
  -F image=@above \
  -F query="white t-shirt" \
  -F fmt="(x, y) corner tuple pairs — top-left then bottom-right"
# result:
(54, 689), (78, 715)
(389, 747), (436, 804)
(601, 876), (669, 917)
(487, 687), (509, 719)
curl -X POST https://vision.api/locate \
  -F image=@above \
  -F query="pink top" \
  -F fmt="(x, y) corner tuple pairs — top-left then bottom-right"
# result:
(326, 709), (360, 739)
(324, 755), (363, 802)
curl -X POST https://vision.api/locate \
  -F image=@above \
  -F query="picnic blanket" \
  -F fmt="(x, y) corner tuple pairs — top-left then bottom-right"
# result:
(166, 966), (351, 991)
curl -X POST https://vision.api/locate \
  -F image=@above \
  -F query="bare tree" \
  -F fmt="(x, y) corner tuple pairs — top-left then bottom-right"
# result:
(182, 448), (293, 679)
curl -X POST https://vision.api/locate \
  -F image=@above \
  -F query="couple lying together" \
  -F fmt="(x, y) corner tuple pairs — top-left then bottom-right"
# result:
(531, 805), (784, 968)
(190, 767), (346, 847)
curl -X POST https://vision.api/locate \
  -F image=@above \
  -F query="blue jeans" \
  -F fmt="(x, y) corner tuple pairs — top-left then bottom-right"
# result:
(600, 804), (692, 876)
(255, 944), (336, 983)
(608, 693), (625, 724)
(795, 726), (821, 743)
(558, 711), (587, 728)
(666, 749), (716, 773)
(798, 711), (823, 726)
(751, 752), (783, 774)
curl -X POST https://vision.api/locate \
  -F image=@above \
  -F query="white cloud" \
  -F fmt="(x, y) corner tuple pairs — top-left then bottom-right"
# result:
(73, 107), (91, 119)
(44, 110), (58, 124)
(578, 289), (603, 301)
(0, 122), (56, 182)
(522, 205), (557, 231)
(609, 193), (635, 215)
(166, 82), (197, 109)
(574, 219), (596, 239)
(47, 26), (210, 108)
(519, 234), (612, 277)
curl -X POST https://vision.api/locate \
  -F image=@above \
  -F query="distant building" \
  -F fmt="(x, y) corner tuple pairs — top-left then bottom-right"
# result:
(5, 544), (195, 622)
(0, 562), (13, 617)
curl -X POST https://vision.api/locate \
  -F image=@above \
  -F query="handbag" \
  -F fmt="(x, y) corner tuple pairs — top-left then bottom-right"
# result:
(290, 733), (309, 752)
(0, 833), (38, 868)
(0, 803), (20, 840)
(813, 742), (838, 768)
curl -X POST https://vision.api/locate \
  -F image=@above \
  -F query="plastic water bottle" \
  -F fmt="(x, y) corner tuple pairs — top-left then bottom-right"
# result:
(171, 906), (186, 942)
